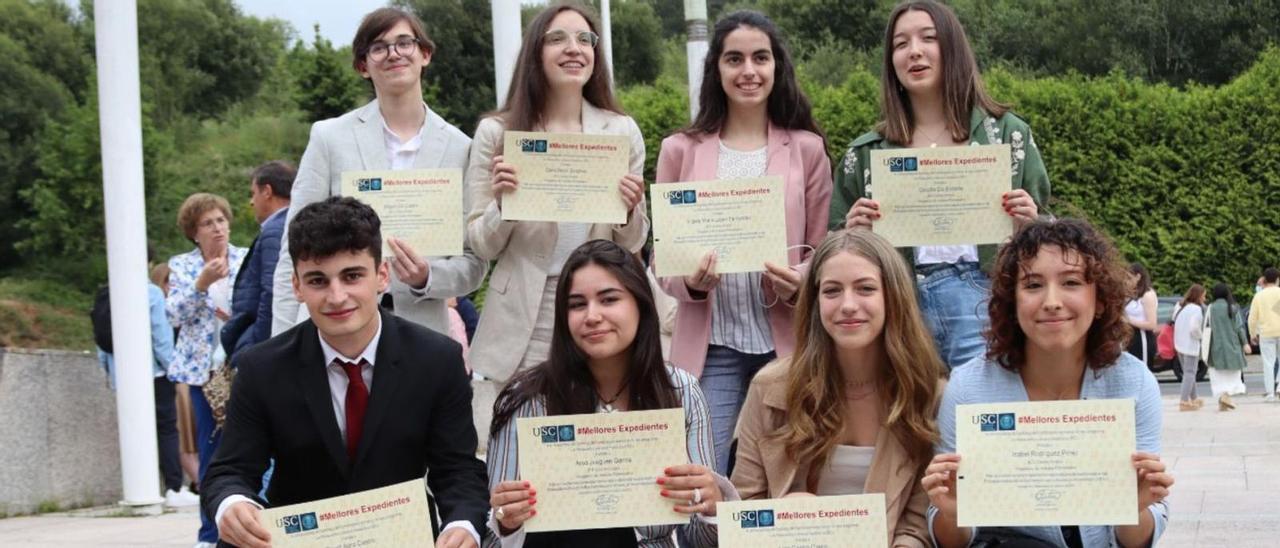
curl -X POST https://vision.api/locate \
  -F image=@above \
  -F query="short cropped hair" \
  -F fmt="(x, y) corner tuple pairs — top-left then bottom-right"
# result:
(1265, 267), (1279, 284)
(287, 196), (382, 266)
(177, 193), (232, 242)
(351, 7), (435, 73)
(986, 219), (1131, 372)
(251, 161), (296, 200)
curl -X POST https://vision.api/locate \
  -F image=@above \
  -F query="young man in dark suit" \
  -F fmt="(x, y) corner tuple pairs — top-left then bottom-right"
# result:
(203, 197), (487, 548)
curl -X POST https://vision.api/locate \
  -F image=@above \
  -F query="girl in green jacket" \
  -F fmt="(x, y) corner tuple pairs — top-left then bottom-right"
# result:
(1206, 283), (1251, 410)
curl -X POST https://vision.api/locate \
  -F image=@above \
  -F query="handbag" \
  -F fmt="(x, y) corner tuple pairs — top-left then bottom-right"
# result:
(202, 362), (236, 431)
(1199, 305), (1213, 363)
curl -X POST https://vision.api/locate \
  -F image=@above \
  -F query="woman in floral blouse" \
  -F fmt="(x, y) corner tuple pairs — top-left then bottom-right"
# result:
(165, 192), (246, 546)
(828, 0), (1050, 371)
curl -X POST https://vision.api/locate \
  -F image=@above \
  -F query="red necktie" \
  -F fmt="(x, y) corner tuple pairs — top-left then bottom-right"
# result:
(340, 359), (369, 462)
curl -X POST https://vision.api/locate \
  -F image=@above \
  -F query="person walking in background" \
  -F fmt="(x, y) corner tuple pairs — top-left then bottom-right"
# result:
(166, 192), (247, 547)
(830, 0), (1050, 370)
(271, 7), (485, 337)
(153, 262), (202, 491)
(653, 10), (832, 475)
(1124, 263), (1159, 369)
(465, 3), (649, 383)
(221, 161), (294, 361)
(1205, 283), (1250, 410)
(1248, 267), (1280, 401)
(1172, 284), (1206, 411)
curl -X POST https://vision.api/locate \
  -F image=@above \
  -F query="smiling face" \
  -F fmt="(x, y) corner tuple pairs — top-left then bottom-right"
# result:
(540, 10), (596, 92)
(1016, 245), (1098, 357)
(817, 251), (886, 353)
(891, 9), (942, 97)
(359, 19), (431, 96)
(566, 263), (639, 364)
(293, 249), (390, 349)
(718, 25), (775, 111)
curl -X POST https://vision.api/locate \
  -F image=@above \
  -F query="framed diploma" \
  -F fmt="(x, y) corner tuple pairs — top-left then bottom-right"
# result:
(955, 399), (1139, 527)
(650, 177), (788, 278)
(341, 169), (464, 258)
(257, 478), (433, 547)
(516, 408), (687, 532)
(718, 494), (889, 548)
(501, 131), (631, 224)
(869, 145), (1013, 247)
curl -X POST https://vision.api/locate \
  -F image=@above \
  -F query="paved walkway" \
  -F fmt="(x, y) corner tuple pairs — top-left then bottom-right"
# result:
(2, 390), (1276, 547)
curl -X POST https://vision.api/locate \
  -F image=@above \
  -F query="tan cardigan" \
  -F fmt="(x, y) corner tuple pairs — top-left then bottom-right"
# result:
(731, 359), (933, 548)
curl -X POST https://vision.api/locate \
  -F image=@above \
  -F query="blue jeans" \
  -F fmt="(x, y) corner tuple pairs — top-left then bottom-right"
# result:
(916, 263), (992, 370)
(191, 386), (221, 543)
(699, 345), (775, 475)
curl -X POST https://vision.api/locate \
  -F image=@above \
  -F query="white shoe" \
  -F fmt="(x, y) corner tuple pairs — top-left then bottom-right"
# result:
(1265, 394), (1278, 403)
(165, 487), (200, 508)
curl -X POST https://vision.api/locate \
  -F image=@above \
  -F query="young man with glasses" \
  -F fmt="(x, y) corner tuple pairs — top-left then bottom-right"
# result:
(271, 7), (485, 342)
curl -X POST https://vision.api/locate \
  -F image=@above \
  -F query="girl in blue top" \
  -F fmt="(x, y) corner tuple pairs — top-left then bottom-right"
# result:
(924, 219), (1173, 547)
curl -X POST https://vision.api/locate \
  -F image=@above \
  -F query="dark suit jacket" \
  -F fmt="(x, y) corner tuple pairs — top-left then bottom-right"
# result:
(221, 208), (287, 362)
(201, 309), (489, 537)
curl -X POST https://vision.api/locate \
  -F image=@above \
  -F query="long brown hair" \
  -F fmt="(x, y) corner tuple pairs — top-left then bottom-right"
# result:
(490, 2), (623, 133)
(877, 0), (1007, 145)
(1179, 284), (1206, 309)
(490, 240), (677, 436)
(775, 230), (944, 490)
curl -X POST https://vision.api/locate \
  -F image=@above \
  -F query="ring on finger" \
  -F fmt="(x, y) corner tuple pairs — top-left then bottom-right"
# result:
(693, 487), (702, 504)
(495, 506), (506, 520)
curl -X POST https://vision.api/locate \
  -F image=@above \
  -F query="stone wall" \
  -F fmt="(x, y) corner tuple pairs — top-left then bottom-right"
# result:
(0, 348), (122, 515)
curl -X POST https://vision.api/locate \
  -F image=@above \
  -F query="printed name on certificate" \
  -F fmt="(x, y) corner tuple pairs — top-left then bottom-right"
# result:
(650, 177), (788, 277)
(501, 131), (631, 224)
(869, 144), (1012, 247)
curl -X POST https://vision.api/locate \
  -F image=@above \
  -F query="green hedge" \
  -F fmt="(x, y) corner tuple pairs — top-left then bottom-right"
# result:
(619, 48), (1280, 300)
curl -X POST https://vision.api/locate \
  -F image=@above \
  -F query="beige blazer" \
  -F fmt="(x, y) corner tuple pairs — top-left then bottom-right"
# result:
(271, 100), (486, 336)
(465, 102), (649, 381)
(732, 359), (932, 548)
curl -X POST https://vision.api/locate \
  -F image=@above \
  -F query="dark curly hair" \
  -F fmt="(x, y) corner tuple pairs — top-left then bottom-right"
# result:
(287, 196), (382, 266)
(986, 219), (1131, 371)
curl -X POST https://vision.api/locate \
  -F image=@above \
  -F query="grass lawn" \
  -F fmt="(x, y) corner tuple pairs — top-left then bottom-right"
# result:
(0, 277), (95, 351)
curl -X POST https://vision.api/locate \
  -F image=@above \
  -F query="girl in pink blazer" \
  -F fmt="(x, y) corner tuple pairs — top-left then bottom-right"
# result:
(654, 10), (832, 474)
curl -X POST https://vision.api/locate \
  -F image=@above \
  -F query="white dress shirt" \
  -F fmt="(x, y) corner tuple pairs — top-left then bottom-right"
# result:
(382, 108), (436, 296)
(215, 316), (480, 545)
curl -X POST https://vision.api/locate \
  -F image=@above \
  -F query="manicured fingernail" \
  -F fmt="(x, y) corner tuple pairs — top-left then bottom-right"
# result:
(656, 478), (666, 485)
(523, 481), (530, 487)
(661, 489), (669, 497)
(531, 509), (537, 516)
(529, 498), (537, 505)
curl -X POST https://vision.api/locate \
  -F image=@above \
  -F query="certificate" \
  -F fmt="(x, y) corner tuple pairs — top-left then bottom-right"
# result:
(955, 399), (1138, 527)
(257, 478), (432, 547)
(501, 131), (631, 223)
(650, 177), (788, 277)
(516, 408), (687, 532)
(341, 169), (464, 258)
(718, 494), (888, 548)
(869, 145), (1012, 247)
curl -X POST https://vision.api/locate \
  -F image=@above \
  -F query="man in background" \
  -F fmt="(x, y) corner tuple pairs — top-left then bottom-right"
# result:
(222, 161), (294, 360)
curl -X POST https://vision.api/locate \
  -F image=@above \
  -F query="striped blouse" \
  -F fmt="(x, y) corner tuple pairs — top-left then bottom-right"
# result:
(484, 366), (722, 547)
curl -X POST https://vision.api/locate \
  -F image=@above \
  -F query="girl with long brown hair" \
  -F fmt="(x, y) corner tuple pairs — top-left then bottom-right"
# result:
(732, 229), (943, 547)
(829, 0), (1051, 372)
(466, 2), (649, 384)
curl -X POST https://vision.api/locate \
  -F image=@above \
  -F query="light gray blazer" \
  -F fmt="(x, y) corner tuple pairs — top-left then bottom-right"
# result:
(271, 100), (487, 336)
(465, 102), (649, 381)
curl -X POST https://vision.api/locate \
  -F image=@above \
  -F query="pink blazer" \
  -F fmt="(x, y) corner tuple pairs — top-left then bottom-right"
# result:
(654, 125), (833, 377)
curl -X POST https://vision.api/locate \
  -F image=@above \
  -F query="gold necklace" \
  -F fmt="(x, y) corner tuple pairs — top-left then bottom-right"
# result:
(916, 125), (948, 148)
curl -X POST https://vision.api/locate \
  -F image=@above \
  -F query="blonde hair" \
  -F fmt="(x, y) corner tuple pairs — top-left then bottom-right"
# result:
(176, 193), (232, 242)
(776, 229), (945, 490)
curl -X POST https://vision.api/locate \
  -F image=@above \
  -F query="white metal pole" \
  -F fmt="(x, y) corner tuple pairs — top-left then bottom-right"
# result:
(94, 0), (162, 514)
(601, 0), (614, 88)
(684, 0), (709, 120)
(491, 0), (523, 108)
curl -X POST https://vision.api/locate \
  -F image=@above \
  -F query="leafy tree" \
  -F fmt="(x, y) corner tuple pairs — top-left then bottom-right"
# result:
(289, 25), (367, 124)
(397, 0), (496, 134)
(610, 0), (663, 86)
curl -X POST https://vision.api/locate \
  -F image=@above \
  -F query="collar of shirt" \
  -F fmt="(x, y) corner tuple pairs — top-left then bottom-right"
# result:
(260, 206), (288, 228)
(317, 314), (383, 368)
(381, 103), (429, 170)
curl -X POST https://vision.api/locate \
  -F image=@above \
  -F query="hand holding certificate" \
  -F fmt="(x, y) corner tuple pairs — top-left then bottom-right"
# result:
(650, 177), (789, 278)
(499, 131), (633, 223)
(513, 408), (694, 532)
(719, 494), (889, 548)
(254, 478), (433, 547)
(949, 399), (1139, 527)
(868, 145), (1013, 247)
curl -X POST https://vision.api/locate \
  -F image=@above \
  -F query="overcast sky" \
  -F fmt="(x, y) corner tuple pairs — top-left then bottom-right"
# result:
(236, 0), (388, 46)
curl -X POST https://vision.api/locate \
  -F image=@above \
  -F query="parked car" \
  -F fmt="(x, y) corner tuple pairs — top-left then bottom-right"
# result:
(1153, 296), (1207, 382)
